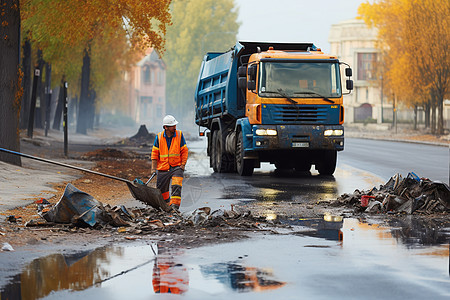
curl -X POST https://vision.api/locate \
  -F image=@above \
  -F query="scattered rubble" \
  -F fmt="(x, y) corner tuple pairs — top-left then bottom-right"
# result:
(330, 173), (450, 215)
(1, 242), (14, 252)
(24, 184), (270, 235)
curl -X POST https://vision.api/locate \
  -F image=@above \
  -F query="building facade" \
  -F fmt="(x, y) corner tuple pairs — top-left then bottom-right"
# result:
(329, 18), (449, 130)
(128, 49), (166, 131)
(329, 19), (391, 124)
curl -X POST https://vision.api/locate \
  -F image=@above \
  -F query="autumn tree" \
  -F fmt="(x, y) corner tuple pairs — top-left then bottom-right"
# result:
(17, 0), (170, 133)
(0, 0), (22, 165)
(163, 0), (240, 119)
(359, 0), (450, 135)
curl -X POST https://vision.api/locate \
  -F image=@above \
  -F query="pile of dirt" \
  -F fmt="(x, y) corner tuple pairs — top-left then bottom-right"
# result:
(116, 125), (156, 147)
(81, 148), (139, 160)
(327, 173), (450, 215)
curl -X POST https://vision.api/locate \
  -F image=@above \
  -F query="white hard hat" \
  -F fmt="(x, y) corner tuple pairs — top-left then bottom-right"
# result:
(162, 115), (178, 127)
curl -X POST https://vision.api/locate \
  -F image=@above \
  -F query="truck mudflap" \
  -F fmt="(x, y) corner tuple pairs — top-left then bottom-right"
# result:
(251, 124), (344, 151)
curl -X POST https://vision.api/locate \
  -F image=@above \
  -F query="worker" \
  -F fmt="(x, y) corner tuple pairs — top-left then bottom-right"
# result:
(152, 248), (189, 294)
(151, 115), (188, 210)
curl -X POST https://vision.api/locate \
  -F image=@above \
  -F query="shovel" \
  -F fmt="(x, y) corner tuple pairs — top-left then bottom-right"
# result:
(0, 147), (170, 212)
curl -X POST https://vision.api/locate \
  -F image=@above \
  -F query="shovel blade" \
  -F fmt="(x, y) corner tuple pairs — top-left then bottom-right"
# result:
(126, 182), (170, 212)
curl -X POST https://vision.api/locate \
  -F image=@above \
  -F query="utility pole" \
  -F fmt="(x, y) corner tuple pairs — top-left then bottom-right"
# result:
(63, 81), (68, 157)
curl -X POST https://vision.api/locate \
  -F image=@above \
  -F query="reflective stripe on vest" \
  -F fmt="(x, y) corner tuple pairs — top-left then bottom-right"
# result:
(157, 130), (182, 171)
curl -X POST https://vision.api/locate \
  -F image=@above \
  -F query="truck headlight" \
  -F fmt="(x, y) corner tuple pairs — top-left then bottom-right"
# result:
(255, 129), (277, 136)
(324, 129), (344, 136)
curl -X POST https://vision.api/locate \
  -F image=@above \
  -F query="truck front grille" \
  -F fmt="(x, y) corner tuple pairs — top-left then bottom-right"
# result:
(270, 105), (328, 124)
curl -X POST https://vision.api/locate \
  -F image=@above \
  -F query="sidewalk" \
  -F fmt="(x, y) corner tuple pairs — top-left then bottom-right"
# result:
(0, 127), (136, 213)
(344, 123), (450, 147)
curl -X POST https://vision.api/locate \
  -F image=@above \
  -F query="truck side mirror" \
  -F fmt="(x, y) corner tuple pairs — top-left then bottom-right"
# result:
(248, 80), (256, 91)
(248, 65), (257, 80)
(238, 77), (247, 89)
(238, 66), (247, 77)
(346, 79), (353, 90)
(345, 68), (352, 77)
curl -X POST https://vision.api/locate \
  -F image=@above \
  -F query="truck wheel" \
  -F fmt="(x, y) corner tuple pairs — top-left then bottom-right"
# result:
(211, 131), (219, 172)
(316, 150), (337, 176)
(236, 131), (254, 176)
(209, 131), (215, 170)
(214, 129), (235, 173)
(215, 130), (226, 172)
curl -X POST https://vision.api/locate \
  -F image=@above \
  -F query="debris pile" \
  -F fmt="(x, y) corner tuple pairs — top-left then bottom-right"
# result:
(117, 124), (156, 147)
(334, 173), (450, 215)
(26, 184), (265, 233)
(81, 148), (136, 160)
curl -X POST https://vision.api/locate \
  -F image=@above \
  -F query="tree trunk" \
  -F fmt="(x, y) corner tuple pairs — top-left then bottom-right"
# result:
(20, 38), (31, 130)
(430, 92), (437, 135)
(0, 0), (22, 165)
(424, 101), (430, 128)
(69, 96), (77, 130)
(76, 48), (91, 134)
(437, 93), (444, 136)
(88, 90), (96, 130)
(53, 79), (65, 130)
(413, 105), (418, 130)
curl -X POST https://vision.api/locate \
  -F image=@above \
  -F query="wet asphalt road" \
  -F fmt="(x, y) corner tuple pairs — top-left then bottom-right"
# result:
(341, 138), (449, 184)
(182, 137), (449, 212)
(2, 137), (450, 299)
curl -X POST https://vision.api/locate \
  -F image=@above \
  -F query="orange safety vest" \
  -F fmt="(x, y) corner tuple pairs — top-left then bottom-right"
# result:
(156, 130), (182, 171)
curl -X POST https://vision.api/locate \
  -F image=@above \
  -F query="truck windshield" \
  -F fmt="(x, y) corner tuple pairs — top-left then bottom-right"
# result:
(259, 62), (342, 98)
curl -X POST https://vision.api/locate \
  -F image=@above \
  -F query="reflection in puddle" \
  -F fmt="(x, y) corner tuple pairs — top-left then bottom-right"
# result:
(0, 244), (286, 299)
(222, 176), (339, 203)
(387, 216), (450, 247)
(201, 263), (285, 293)
(0, 244), (155, 299)
(279, 214), (344, 241)
(152, 247), (189, 294)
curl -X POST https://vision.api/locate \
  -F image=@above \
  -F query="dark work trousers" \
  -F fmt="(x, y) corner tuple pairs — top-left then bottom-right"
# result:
(156, 166), (184, 209)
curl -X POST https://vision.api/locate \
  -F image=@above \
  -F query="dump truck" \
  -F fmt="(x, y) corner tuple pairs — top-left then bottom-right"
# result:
(194, 41), (353, 176)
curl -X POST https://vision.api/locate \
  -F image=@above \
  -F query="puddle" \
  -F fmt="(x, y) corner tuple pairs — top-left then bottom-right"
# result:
(1, 217), (450, 299)
(0, 243), (285, 299)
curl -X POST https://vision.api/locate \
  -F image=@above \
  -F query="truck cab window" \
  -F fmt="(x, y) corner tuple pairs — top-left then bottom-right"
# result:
(259, 62), (341, 98)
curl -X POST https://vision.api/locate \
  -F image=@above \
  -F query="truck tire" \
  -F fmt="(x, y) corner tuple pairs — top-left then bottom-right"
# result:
(236, 131), (254, 176)
(213, 129), (234, 173)
(211, 131), (219, 172)
(316, 150), (337, 176)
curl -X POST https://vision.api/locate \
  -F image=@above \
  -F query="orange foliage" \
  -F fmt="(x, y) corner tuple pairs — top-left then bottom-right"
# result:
(20, 0), (172, 108)
(22, 0), (171, 52)
(358, 0), (450, 108)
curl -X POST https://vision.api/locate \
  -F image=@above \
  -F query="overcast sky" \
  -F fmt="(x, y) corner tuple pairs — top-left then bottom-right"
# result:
(235, 0), (366, 53)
